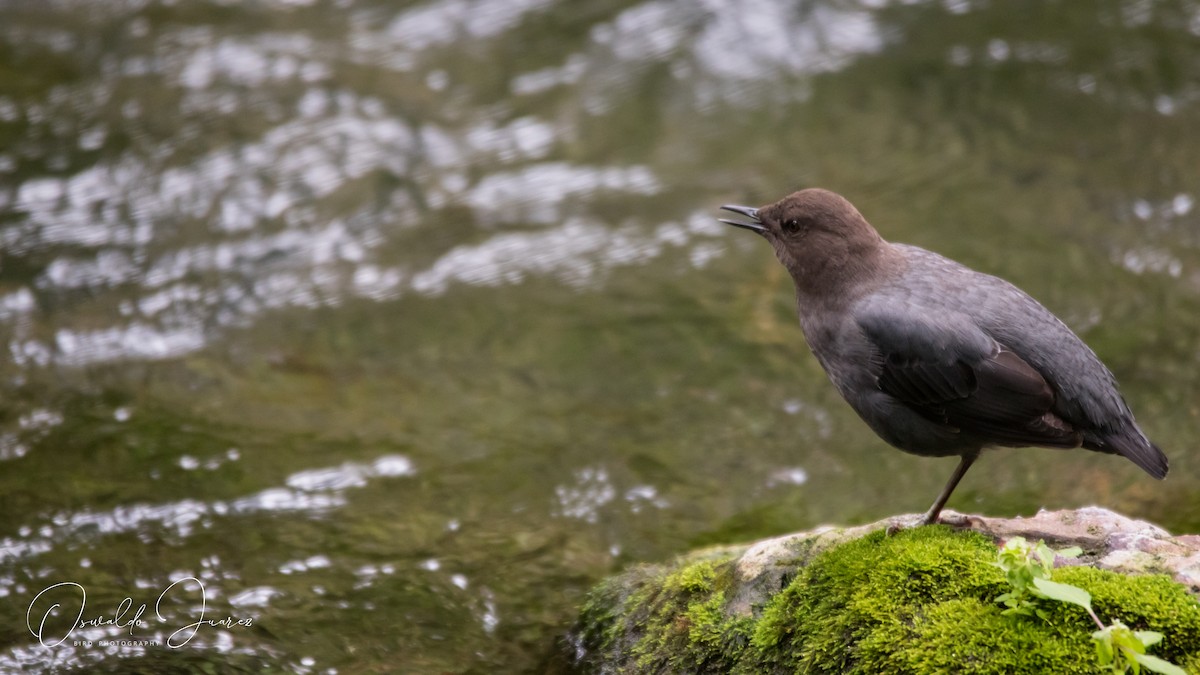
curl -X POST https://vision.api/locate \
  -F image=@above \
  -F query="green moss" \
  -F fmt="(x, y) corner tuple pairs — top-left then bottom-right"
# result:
(575, 554), (755, 674)
(574, 526), (1200, 674)
(576, 564), (664, 664)
(1056, 567), (1200, 665)
(888, 597), (1094, 673)
(877, 569), (1200, 674)
(629, 559), (752, 673)
(752, 526), (1009, 673)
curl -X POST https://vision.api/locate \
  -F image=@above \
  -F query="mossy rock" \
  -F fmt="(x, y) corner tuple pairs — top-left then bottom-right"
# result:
(573, 521), (1200, 674)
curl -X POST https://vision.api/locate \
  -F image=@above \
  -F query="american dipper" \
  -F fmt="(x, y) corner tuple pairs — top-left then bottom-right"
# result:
(719, 188), (1167, 524)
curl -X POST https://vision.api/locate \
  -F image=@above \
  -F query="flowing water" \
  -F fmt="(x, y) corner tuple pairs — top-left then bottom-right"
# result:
(1, 0), (1198, 672)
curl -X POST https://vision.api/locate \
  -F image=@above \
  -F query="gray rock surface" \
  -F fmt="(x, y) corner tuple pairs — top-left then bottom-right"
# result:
(726, 507), (1200, 618)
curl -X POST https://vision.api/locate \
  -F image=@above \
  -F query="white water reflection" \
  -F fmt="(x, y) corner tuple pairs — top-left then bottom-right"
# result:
(555, 467), (616, 524)
(0, 627), (255, 674)
(411, 210), (724, 296)
(463, 163), (660, 225)
(1, 554), (263, 672)
(767, 467), (810, 487)
(0, 0), (891, 372)
(555, 0), (885, 109)
(385, 0), (556, 56)
(176, 33), (331, 91)
(0, 289), (35, 322)
(229, 585), (285, 608)
(279, 555), (332, 575)
(0, 454), (415, 566)
(694, 0), (882, 80)
(0, 409), (64, 462)
(6, 112), (413, 253)
(55, 323), (208, 366)
(286, 455), (415, 491)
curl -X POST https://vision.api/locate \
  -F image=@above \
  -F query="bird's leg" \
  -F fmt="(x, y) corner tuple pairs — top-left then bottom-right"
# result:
(921, 452), (980, 525)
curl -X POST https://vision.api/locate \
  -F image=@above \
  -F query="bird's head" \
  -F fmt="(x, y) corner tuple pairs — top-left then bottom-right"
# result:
(720, 188), (889, 298)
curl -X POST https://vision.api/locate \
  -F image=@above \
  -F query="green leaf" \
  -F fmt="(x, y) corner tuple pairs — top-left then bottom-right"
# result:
(1058, 546), (1083, 558)
(1004, 536), (1030, 550)
(1115, 635), (1148, 656)
(1110, 623), (1147, 655)
(1032, 577), (1093, 611)
(1128, 652), (1187, 675)
(1036, 541), (1062, 574)
(1134, 631), (1164, 647)
(1093, 633), (1114, 665)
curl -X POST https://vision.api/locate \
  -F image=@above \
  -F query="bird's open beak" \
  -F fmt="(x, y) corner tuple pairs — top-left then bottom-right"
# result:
(718, 205), (766, 235)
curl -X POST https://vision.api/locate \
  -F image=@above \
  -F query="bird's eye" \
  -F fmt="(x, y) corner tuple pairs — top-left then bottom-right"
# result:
(782, 219), (802, 234)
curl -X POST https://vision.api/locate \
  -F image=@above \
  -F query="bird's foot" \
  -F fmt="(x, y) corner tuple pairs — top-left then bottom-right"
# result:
(935, 511), (979, 529)
(885, 510), (979, 536)
(884, 514), (927, 536)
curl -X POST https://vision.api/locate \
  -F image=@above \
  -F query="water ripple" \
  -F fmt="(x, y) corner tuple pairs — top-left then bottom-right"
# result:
(0, 454), (415, 566)
(0, 0), (888, 374)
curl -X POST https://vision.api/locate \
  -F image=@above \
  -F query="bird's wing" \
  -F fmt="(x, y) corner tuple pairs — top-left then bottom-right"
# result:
(856, 310), (1081, 448)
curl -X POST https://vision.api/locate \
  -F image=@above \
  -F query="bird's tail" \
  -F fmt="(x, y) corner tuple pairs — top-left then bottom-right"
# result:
(1085, 426), (1168, 479)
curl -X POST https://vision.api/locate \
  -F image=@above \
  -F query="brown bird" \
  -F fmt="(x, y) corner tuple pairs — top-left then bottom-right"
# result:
(719, 188), (1167, 524)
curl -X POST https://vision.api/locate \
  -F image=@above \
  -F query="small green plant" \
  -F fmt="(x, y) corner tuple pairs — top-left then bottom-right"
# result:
(993, 536), (1083, 620)
(1093, 621), (1183, 675)
(994, 537), (1185, 675)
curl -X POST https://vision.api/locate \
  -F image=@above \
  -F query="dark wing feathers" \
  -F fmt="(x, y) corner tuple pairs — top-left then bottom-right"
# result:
(852, 256), (1167, 479)
(859, 312), (1081, 449)
(878, 357), (974, 405)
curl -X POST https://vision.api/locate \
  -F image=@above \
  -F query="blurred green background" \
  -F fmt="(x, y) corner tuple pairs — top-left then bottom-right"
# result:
(0, 0), (1198, 672)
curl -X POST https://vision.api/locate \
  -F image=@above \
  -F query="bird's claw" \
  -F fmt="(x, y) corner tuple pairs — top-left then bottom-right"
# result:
(936, 512), (979, 528)
(885, 514), (928, 536)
